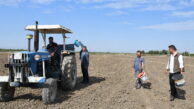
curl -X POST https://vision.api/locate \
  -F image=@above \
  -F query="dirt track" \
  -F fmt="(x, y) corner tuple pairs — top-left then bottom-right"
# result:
(0, 52), (194, 109)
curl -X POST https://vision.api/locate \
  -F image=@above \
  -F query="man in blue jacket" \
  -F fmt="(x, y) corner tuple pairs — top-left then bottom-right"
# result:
(132, 50), (145, 89)
(80, 46), (90, 84)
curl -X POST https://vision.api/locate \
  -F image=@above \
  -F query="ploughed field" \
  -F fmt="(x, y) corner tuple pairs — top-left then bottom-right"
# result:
(0, 52), (194, 109)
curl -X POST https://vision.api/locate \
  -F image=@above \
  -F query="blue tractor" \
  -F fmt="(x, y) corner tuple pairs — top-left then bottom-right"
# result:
(0, 21), (79, 104)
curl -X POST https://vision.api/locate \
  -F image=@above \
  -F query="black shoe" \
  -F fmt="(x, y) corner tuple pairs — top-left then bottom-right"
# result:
(81, 81), (88, 84)
(80, 81), (85, 84)
(170, 95), (175, 101)
(85, 81), (89, 84)
(174, 94), (180, 99)
(135, 82), (142, 89)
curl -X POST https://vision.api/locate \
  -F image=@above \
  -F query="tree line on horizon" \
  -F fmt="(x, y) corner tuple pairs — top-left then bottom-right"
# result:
(141, 50), (193, 56)
(0, 48), (193, 56)
(0, 48), (26, 52)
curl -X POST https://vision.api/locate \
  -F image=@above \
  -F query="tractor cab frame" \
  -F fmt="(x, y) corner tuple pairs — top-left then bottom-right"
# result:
(25, 23), (73, 52)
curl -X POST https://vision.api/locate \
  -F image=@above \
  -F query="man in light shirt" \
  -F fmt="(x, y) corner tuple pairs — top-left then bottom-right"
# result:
(166, 45), (185, 101)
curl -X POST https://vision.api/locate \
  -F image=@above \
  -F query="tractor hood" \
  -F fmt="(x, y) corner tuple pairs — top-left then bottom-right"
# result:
(12, 51), (50, 61)
(10, 51), (50, 74)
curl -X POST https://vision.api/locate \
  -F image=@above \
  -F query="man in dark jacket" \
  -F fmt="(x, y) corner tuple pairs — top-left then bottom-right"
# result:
(47, 37), (60, 67)
(80, 46), (90, 84)
(47, 37), (58, 55)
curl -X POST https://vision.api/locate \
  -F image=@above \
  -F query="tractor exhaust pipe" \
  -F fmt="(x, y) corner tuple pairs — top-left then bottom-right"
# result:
(34, 21), (39, 52)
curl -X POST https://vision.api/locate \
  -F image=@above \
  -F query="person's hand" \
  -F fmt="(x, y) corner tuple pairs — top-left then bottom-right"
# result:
(132, 68), (135, 73)
(51, 52), (55, 56)
(181, 72), (187, 74)
(165, 70), (169, 75)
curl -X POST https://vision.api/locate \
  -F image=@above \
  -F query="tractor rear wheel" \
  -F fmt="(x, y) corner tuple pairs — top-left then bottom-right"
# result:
(0, 82), (15, 101)
(61, 55), (77, 90)
(42, 78), (57, 104)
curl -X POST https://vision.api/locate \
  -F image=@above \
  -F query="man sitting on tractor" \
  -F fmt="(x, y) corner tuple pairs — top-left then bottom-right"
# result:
(47, 37), (60, 67)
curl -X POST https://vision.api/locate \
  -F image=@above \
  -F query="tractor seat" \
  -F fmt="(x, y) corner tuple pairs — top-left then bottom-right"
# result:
(57, 44), (75, 53)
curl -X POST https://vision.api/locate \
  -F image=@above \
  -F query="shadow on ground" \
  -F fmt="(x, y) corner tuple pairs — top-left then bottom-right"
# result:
(142, 82), (152, 89)
(56, 76), (105, 103)
(75, 76), (106, 90)
(14, 76), (106, 104)
(14, 93), (42, 101)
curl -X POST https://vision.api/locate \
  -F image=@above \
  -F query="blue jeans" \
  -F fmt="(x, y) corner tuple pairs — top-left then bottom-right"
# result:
(134, 70), (142, 89)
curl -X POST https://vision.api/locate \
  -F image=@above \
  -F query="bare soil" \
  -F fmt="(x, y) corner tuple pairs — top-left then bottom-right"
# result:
(0, 52), (194, 109)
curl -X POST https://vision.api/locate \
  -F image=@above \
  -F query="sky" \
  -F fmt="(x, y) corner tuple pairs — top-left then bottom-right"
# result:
(0, 0), (194, 53)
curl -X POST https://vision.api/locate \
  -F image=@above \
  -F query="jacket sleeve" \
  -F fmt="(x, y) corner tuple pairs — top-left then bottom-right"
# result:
(166, 57), (170, 70)
(79, 50), (82, 60)
(178, 55), (184, 69)
(88, 52), (90, 65)
(141, 57), (145, 64)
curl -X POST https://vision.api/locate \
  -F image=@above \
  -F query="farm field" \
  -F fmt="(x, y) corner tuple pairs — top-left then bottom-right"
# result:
(0, 52), (194, 109)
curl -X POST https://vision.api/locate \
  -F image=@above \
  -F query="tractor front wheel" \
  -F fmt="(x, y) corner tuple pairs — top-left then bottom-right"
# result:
(42, 78), (57, 104)
(0, 82), (15, 101)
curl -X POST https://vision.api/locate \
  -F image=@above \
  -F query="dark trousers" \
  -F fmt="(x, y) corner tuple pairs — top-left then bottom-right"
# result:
(51, 53), (60, 66)
(81, 65), (89, 83)
(169, 72), (180, 97)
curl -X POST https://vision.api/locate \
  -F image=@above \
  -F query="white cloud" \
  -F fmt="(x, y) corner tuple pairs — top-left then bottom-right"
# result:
(179, 0), (194, 7)
(144, 4), (177, 11)
(75, 0), (108, 4)
(96, 0), (148, 9)
(0, 0), (24, 6)
(0, 0), (56, 6)
(141, 20), (194, 31)
(58, 5), (74, 12)
(42, 5), (74, 14)
(0, 0), (193, 13)
(93, 0), (185, 11)
(42, 9), (54, 14)
(106, 10), (128, 16)
(65, 0), (113, 4)
(171, 11), (194, 18)
(120, 21), (131, 25)
(31, 0), (56, 4)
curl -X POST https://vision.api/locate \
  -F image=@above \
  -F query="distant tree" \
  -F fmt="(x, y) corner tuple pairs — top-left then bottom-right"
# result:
(153, 50), (160, 54)
(141, 50), (145, 54)
(146, 50), (168, 55)
(162, 50), (168, 55)
(182, 51), (190, 56)
(147, 50), (154, 54)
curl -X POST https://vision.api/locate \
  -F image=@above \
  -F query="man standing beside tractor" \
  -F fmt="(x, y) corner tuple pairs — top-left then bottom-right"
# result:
(132, 50), (145, 89)
(80, 46), (90, 84)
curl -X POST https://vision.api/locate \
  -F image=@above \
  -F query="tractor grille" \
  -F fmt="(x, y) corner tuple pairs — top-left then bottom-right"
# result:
(12, 53), (28, 73)
(5, 53), (31, 82)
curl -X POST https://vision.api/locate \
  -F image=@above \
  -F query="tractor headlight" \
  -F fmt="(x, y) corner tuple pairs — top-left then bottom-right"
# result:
(34, 55), (41, 61)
